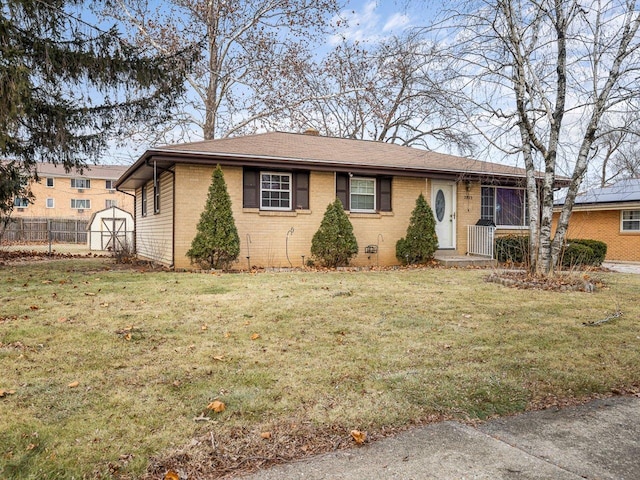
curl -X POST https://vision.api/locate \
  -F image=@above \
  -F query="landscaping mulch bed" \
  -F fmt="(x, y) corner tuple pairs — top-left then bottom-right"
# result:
(485, 270), (605, 292)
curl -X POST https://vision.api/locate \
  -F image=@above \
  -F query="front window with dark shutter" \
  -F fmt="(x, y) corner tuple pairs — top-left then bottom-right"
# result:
(378, 177), (392, 212)
(261, 172), (291, 210)
(243, 168), (309, 211)
(294, 172), (309, 209)
(350, 177), (376, 212)
(336, 174), (392, 213)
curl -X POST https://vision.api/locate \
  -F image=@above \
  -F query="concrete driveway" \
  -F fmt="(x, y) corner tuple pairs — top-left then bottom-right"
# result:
(602, 262), (640, 274)
(240, 396), (640, 480)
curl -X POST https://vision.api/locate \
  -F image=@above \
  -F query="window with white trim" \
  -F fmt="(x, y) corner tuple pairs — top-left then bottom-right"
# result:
(350, 177), (376, 212)
(71, 178), (90, 189)
(105, 180), (114, 189)
(141, 185), (147, 216)
(46, 177), (54, 187)
(46, 198), (54, 208)
(481, 186), (528, 227)
(105, 199), (117, 209)
(622, 210), (640, 232)
(71, 199), (91, 209)
(13, 197), (29, 207)
(260, 172), (291, 210)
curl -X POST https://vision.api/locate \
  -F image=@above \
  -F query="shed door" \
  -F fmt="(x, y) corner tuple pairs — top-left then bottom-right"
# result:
(101, 218), (127, 251)
(432, 182), (456, 249)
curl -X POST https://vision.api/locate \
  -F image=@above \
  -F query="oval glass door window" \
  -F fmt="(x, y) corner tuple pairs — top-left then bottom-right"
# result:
(435, 189), (446, 222)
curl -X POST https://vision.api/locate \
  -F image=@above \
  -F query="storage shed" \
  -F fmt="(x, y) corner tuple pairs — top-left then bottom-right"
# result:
(86, 206), (135, 251)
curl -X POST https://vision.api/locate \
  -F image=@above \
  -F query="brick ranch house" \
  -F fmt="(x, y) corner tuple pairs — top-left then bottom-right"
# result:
(115, 131), (567, 270)
(554, 178), (640, 262)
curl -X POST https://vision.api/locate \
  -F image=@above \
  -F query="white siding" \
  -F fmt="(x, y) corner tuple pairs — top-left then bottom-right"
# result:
(135, 170), (174, 266)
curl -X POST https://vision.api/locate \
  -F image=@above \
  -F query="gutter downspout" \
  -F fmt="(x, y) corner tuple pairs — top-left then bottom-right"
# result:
(116, 187), (136, 254)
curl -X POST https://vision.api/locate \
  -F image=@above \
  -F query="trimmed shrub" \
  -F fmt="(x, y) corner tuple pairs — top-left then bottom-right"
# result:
(561, 239), (607, 267)
(395, 193), (438, 265)
(495, 235), (530, 264)
(561, 243), (593, 268)
(568, 239), (607, 266)
(311, 198), (358, 267)
(187, 165), (240, 270)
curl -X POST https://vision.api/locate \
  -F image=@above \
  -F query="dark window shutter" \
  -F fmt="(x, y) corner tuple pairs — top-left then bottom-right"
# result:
(243, 169), (259, 208)
(378, 177), (392, 212)
(336, 173), (349, 209)
(294, 171), (309, 209)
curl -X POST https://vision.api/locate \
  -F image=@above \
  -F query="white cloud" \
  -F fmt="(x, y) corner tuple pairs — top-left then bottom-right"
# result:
(329, 1), (412, 45)
(383, 12), (410, 32)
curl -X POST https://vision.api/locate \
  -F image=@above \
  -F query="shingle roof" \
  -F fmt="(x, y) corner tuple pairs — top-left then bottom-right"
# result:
(117, 131), (567, 190)
(156, 131), (528, 176)
(573, 178), (640, 205)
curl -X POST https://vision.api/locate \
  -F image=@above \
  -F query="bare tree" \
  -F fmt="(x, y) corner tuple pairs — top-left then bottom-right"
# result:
(592, 116), (640, 186)
(439, 0), (640, 274)
(285, 31), (474, 153)
(103, 0), (341, 142)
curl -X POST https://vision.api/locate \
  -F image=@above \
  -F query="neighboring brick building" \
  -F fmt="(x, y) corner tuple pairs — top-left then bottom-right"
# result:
(554, 178), (640, 262)
(116, 131), (568, 270)
(11, 162), (133, 219)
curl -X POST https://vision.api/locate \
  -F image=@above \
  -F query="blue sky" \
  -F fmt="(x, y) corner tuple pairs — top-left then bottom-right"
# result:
(101, 0), (443, 164)
(331, 1), (414, 43)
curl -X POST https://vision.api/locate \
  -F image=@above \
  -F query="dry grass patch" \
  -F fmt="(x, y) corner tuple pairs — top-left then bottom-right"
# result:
(1, 259), (639, 479)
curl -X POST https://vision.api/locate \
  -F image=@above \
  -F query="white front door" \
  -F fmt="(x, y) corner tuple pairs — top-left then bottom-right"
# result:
(432, 181), (456, 249)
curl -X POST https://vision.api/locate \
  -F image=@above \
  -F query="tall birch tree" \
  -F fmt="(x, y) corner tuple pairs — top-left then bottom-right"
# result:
(440, 0), (640, 275)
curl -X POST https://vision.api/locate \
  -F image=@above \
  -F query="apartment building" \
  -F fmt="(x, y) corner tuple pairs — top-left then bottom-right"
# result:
(11, 162), (134, 218)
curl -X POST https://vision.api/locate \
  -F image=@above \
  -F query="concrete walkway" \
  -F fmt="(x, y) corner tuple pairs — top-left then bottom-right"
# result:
(241, 396), (640, 479)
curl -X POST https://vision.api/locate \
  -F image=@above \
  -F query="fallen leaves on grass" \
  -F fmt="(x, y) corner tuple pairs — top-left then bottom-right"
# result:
(0, 389), (17, 398)
(350, 430), (367, 445)
(260, 432), (272, 440)
(207, 400), (226, 413)
(164, 470), (180, 480)
(251, 333), (261, 340)
(68, 381), (79, 388)
(115, 325), (141, 341)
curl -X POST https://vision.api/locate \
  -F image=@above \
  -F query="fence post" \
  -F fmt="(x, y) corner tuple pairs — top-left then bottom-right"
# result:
(48, 219), (52, 255)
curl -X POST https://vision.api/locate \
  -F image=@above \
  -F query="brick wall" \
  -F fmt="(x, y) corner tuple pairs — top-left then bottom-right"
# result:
(12, 175), (133, 219)
(554, 209), (640, 262)
(172, 165), (447, 269)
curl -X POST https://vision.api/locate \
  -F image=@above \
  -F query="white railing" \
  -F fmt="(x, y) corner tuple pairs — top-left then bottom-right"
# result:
(467, 225), (496, 258)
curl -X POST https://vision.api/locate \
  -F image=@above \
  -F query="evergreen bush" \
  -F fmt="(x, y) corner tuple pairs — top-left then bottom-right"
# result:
(311, 198), (358, 267)
(395, 193), (438, 265)
(187, 166), (240, 270)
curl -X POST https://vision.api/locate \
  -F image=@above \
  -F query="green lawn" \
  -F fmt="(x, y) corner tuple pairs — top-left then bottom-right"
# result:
(1, 259), (639, 479)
